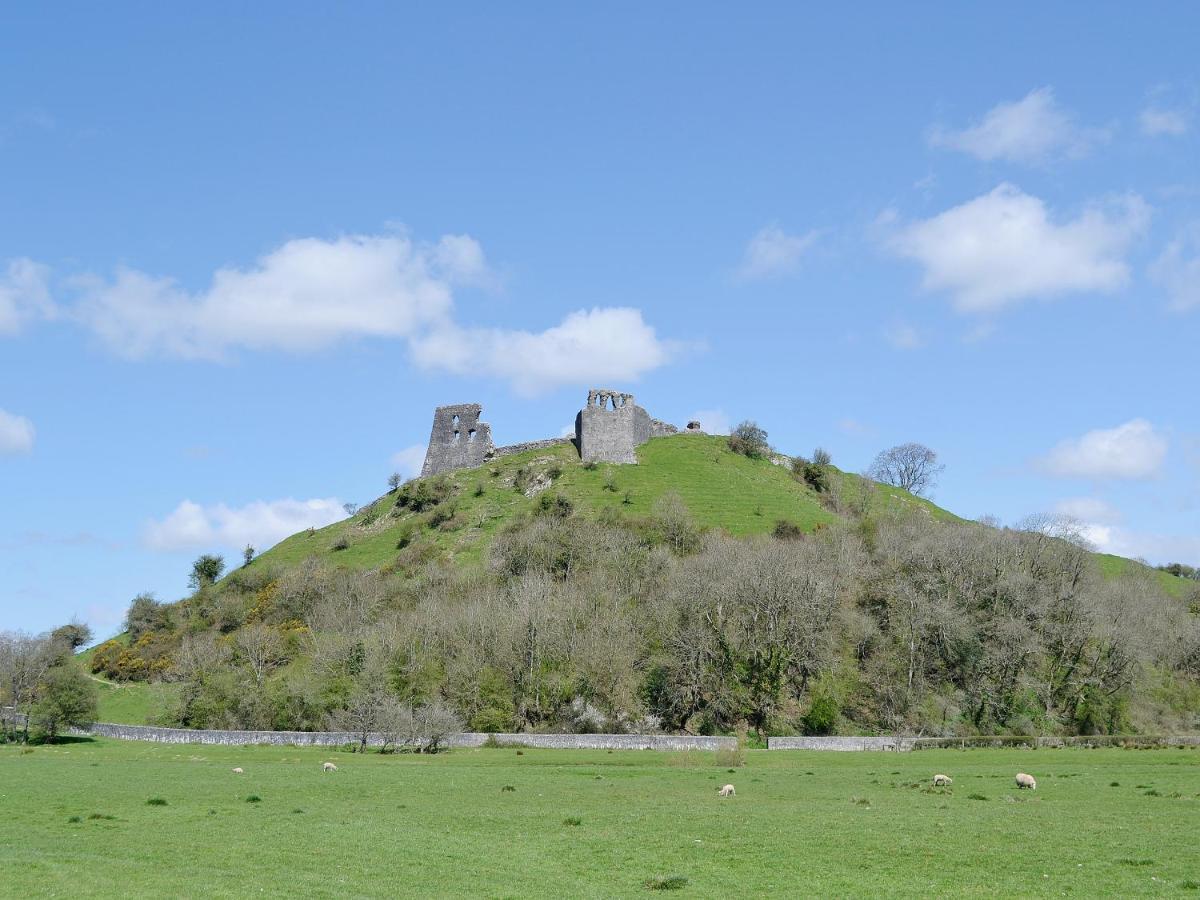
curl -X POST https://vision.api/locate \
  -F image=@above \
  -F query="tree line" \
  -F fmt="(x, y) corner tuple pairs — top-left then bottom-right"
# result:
(83, 485), (1200, 740)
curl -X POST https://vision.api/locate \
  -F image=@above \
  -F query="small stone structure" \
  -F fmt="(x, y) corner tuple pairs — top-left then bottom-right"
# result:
(420, 389), (680, 477)
(420, 403), (496, 477)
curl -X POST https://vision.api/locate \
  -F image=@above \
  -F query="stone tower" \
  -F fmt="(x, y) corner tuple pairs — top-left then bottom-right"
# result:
(420, 403), (495, 478)
(575, 388), (657, 464)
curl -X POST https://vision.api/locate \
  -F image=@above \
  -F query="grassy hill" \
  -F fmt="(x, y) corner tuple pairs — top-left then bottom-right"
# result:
(252, 434), (959, 576)
(81, 432), (1192, 730)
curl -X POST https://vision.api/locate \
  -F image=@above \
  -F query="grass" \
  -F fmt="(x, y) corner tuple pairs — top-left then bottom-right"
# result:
(241, 434), (974, 583)
(2, 740), (1198, 896)
(90, 676), (167, 725)
(1096, 553), (1191, 598)
(241, 434), (1173, 601)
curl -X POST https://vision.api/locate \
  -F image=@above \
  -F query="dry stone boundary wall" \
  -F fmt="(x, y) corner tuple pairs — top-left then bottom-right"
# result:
(12, 711), (1198, 751)
(61, 720), (736, 751)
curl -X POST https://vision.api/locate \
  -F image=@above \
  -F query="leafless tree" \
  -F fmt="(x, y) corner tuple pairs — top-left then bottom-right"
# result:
(868, 442), (945, 496)
(235, 623), (284, 686)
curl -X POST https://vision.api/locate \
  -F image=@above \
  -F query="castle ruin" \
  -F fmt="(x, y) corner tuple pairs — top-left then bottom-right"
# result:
(419, 389), (683, 477)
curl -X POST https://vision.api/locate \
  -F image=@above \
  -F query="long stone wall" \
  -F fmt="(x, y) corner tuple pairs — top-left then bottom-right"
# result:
(61, 720), (736, 751)
(768, 736), (910, 751)
(14, 710), (1198, 752)
(768, 734), (1200, 751)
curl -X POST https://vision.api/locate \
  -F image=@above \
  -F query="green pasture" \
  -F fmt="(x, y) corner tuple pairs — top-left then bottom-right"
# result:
(2, 740), (1198, 897)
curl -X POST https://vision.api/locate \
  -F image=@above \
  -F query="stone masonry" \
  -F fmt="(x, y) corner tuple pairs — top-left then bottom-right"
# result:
(420, 389), (681, 478)
(420, 403), (496, 477)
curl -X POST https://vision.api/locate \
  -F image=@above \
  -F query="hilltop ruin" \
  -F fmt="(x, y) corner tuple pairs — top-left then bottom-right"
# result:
(420, 388), (691, 477)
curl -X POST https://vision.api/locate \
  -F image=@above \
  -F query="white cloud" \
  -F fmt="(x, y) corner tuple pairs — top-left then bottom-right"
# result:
(144, 497), (345, 552)
(884, 322), (923, 350)
(74, 233), (471, 360)
(1036, 419), (1168, 480)
(1140, 107), (1188, 137)
(16, 229), (679, 393)
(1150, 230), (1200, 311)
(411, 307), (679, 395)
(0, 258), (54, 335)
(0, 408), (35, 455)
(1072, 523), (1200, 565)
(887, 184), (1149, 313)
(929, 87), (1105, 164)
(390, 444), (427, 479)
(688, 409), (731, 435)
(1053, 496), (1121, 524)
(738, 226), (819, 279)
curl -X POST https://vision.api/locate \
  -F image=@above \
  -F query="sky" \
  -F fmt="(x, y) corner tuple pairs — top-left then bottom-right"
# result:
(1, 3), (1198, 638)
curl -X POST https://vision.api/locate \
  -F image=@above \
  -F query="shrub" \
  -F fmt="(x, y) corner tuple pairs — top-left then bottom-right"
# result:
(812, 447), (832, 467)
(472, 707), (514, 734)
(331, 536), (351, 552)
(644, 875), (689, 891)
(801, 462), (830, 493)
(773, 520), (804, 541)
(536, 493), (573, 518)
(715, 746), (745, 768)
(803, 684), (840, 735)
(245, 795), (262, 803)
(427, 503), (461, 530)
(395, 476), (452, 513)
(728, 421), (768, 459)
(473, 482), (485, 497)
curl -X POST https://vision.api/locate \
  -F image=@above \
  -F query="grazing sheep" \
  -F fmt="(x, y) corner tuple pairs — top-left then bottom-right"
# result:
(1015, 772), (1037, 790)
(717, 784), (736, 797)
(231, 767), (244, 774)
(322, 762), (338, 773)
(932, 774), (952, 787)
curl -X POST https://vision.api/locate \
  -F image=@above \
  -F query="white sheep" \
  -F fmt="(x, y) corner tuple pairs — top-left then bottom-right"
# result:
(1015, 772), (1037, 790)
(322, 762), (338, 773)
(717, 784), (735, 797)
(231, 767), (244, 774)
(932, 774), (952, 787)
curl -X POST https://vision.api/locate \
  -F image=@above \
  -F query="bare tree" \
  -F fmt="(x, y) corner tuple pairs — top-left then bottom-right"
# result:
(235, 623), (284, 686)
(868, 443), (945, 496)
(328, 683), (402, 752)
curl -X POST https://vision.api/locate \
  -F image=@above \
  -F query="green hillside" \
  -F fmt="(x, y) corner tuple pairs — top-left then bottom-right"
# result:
(252, 434), (957, 576)
(78, 432), (1194, 734)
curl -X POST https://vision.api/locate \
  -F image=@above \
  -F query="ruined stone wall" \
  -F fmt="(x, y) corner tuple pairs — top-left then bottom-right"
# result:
(493, 437), (576, 458)
(420, 403), (495, 477)
(649, 418), (679, 438)
(576, 388), (656, 464)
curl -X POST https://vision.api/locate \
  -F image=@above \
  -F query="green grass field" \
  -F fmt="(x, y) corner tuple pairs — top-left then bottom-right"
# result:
(3, 739), (1198, 897)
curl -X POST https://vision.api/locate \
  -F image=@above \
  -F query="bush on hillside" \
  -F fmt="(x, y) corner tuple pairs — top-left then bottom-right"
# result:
(394, 476), (453, 513)
(728, 421), (768, 459)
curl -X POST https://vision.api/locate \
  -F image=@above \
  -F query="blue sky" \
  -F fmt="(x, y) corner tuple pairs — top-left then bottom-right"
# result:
(2, 3), (1197, 637)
